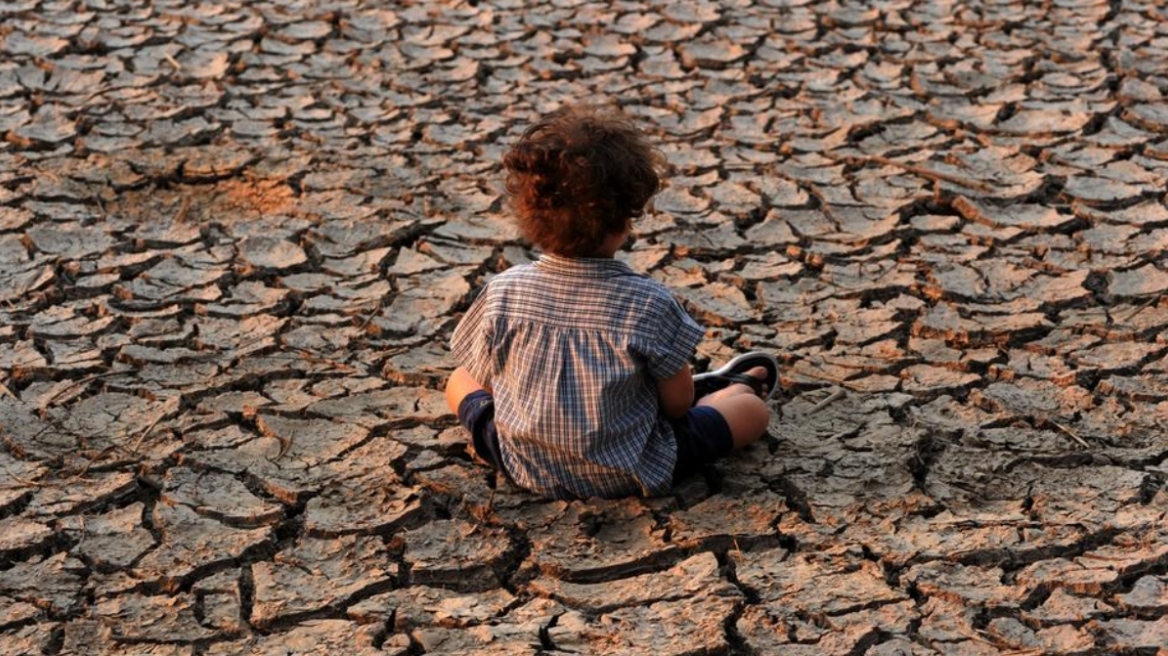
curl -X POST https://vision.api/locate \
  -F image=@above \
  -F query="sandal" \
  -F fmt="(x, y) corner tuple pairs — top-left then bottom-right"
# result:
(693, 351), (780, 402)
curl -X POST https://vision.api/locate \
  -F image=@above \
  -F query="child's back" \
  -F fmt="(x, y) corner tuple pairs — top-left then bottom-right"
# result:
(452, 253), (703, 499)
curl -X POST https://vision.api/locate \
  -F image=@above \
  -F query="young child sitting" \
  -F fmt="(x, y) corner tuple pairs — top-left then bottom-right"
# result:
(445, 103), (776, 500)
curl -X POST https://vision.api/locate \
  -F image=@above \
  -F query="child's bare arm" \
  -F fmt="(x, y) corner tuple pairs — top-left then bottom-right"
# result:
(656, 364), (695, 420)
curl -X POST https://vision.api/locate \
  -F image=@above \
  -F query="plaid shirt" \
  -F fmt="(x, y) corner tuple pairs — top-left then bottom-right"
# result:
(450, 254), (704, 499)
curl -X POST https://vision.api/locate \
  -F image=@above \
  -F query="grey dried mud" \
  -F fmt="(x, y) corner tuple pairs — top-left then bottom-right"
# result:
(1, 1), (1168, 655)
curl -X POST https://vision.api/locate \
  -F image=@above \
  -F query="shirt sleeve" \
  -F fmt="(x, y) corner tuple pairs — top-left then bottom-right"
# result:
(449, 285), (495, 388)
(643, 293), (704, 380)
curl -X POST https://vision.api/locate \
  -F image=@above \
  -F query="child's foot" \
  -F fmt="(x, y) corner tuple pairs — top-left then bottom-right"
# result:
(693, 352), (779, 401)
(738, 366), (771, 397)
(696, 365), (769, 405)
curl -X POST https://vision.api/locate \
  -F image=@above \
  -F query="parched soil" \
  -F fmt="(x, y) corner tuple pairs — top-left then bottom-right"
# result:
(1, 1), (1167, 655)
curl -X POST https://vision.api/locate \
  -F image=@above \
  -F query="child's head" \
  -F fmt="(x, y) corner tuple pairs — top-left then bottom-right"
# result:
(503, 104), (664, 257)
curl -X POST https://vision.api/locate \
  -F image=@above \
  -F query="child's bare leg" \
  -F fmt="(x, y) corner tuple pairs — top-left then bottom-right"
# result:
(445, 366), (486, 415)
(694, 366), (771, 449)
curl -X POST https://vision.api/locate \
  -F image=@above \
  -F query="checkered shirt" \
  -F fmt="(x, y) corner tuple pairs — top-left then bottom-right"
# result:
(450, 253), (705, 499)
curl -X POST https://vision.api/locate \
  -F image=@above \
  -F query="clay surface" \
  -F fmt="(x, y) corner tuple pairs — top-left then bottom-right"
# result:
(1, 1), (1167, 654)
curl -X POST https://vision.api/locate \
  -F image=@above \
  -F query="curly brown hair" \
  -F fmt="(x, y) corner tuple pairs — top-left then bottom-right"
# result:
(503, 104), (665, 257)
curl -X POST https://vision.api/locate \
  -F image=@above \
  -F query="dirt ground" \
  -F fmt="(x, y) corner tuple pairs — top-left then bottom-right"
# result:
(1, 1), (1167, 654)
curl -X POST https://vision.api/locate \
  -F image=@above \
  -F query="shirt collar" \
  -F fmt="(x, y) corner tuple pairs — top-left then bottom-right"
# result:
(535, 253), (636, 278)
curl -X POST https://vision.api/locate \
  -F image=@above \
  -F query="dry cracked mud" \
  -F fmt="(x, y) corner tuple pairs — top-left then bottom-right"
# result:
(1, 0), (1167, 654)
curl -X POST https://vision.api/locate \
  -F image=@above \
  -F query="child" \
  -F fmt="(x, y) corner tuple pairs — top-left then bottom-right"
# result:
(445, 103), (775, 500)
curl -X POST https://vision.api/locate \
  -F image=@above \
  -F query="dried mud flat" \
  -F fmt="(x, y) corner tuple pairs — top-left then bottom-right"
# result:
(1, 0), (1167, 654)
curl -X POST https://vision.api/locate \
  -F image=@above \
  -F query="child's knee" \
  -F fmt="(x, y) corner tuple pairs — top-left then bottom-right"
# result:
(444, 377), (464, 415)
(744, 397), (771, 435)
(725, 396), (770, 448)
(445, 366), (484, 415)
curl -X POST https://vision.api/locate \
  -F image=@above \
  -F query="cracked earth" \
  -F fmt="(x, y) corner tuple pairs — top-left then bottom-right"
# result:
(1, 0), (1167, 654)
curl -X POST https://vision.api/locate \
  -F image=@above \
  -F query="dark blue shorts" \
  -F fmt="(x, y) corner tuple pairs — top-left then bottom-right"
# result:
(456, 390), (509, 475)
(455, 390), (733, 484)
(670, 405), (734, 480)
